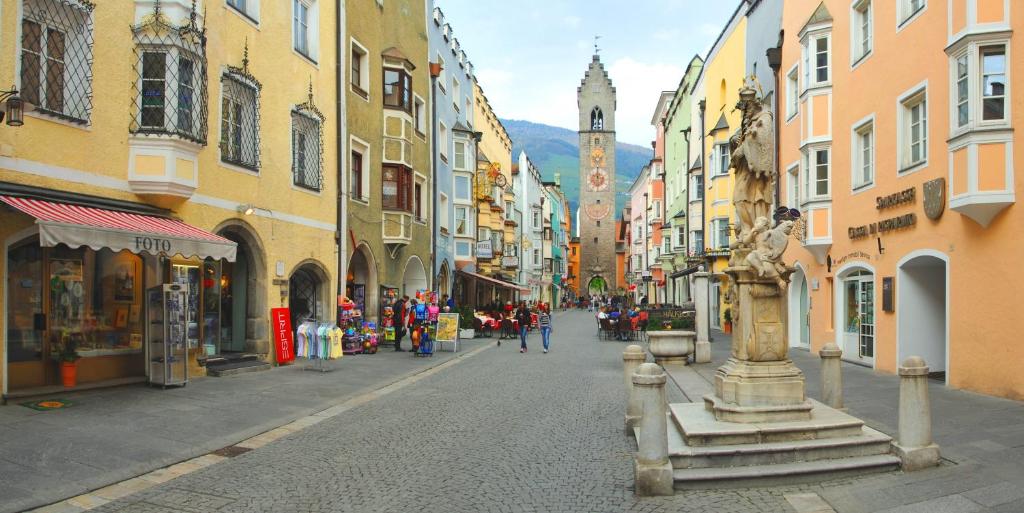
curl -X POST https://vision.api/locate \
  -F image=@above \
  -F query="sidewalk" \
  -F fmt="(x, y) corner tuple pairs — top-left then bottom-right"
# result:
(0, 339), (485, 513)
(668, 330), (1024, 513)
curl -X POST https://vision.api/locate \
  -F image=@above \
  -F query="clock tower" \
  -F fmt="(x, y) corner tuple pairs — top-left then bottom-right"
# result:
(578, 53), (617, 294)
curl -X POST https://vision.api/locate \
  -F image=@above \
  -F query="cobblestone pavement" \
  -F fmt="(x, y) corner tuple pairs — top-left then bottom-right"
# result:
(86, 310), (859, 513)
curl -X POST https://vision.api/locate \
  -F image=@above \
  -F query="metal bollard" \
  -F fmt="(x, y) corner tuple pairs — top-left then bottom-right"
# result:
(632, 363), (673, 496)
(893, 356), (941, 471)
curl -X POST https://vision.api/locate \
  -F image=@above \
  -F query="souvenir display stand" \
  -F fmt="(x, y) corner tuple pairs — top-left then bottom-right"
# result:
(147, 284), (189, 387)
(339, 297), (379, 355)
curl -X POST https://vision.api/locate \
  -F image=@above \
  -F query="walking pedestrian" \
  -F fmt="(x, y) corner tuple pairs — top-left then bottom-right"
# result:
(538, 304), (553, 353)
(393, 296), (407, 351)
(515, 302), (531, 353)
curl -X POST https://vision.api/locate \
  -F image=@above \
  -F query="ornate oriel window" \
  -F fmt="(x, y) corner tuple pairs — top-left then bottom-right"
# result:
(20, 0), (95, 124)
(130, 2), (207, 143)
(291, 85), (325, 191)
(220, 46), (261, 171)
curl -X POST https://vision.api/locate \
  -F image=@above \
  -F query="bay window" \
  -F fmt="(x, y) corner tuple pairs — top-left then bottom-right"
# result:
(382, 164), (413, 212)
(950, 43), (1009, 134)
(454, 206), (470, 235)
(383, 68), (412, 112)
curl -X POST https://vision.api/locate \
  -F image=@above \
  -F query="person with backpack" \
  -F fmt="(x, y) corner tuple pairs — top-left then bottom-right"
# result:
(515, 302), (531, 353)
(538, 304), (553, 353)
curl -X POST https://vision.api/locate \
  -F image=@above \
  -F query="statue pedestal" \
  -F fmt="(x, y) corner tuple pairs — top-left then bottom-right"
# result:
(708, 264), (810, 423)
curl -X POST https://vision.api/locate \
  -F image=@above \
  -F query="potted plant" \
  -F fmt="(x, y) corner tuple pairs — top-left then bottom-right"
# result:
(646, 314), (696, 364)
(723, 308), (733, 334)
(457, 306), (476, 339)
(56, 331), (82, 388)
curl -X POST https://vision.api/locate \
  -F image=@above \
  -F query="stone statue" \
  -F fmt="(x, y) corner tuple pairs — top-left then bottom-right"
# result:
(745, 218), (794, 289)
(730, 79), (776, 244)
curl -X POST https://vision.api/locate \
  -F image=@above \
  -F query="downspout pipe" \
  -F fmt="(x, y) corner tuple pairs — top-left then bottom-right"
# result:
(429, 63), (441, 291)
(767, 39), (784, 212)
(698, 98), (708, 335)
(335, 0), (348, 319)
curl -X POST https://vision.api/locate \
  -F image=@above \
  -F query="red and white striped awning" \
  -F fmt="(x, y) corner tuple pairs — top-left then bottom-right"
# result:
(0, 196), (237, 261)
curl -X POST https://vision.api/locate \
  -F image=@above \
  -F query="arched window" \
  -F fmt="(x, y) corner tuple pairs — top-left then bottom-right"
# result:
(591, 107), (604, 130)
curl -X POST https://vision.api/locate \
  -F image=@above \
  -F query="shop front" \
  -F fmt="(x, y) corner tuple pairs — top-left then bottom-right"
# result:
(2, 195), (236, 397)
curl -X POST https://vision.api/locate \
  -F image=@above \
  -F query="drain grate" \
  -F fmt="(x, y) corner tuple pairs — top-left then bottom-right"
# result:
(212, 445), (253, 458)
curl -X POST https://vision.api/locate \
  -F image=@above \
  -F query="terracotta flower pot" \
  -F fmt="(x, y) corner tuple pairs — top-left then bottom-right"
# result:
(61, 361), (78, 388)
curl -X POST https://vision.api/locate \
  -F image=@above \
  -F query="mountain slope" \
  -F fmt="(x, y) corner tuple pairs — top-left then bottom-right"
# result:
(501, 118), (652, 217)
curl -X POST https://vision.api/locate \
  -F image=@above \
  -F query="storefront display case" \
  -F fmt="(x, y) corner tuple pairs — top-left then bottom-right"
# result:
(147, 284), (189, 387)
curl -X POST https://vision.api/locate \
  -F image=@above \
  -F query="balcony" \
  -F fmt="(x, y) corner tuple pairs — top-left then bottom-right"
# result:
(799, 203), (832, 264)
(128, 137), (199, 204)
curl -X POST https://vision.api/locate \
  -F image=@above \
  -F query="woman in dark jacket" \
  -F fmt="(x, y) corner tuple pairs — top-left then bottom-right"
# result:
(515, 302), (531, 353)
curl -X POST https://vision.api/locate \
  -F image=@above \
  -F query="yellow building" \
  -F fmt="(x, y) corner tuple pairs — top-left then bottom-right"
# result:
(345, 0), (432, 319)
(0, 0), (340, 395)
(699, 10), (747, 328)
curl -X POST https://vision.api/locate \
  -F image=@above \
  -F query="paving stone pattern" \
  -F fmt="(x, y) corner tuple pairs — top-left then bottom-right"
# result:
(88, 311), (824, 513)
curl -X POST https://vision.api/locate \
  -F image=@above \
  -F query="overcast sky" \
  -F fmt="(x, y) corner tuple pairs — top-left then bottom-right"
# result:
(436, 0), (738, 146)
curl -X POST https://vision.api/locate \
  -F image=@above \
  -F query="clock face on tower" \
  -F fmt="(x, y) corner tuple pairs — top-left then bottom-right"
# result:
(588, 168), (609, 192)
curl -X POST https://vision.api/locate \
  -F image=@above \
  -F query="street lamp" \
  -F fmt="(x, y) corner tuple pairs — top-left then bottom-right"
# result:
(0, 87), (25, 127)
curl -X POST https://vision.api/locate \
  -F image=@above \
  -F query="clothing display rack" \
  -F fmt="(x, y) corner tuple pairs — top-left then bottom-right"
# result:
(295, 319), (344, 373)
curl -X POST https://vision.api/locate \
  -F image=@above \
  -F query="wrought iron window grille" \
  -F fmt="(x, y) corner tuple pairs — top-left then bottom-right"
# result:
(20, 0), (95, 125)
(292, 82), (325, 192)
(220, 42), (261, 171)
(130, 0), (208, 144)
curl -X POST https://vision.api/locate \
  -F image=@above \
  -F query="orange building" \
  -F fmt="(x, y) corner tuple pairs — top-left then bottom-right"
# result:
(780, 0), (1024, 399)
(568, 237), (580, 299)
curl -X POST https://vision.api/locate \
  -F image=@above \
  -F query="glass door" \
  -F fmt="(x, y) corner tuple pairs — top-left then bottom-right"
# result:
(859, 280), (875, 359)
(842, 271), (875, 364)
(6, 240), (46, 389)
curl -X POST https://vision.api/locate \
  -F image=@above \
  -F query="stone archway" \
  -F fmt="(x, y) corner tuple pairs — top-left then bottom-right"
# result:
(437, 260), (451, 298)
(587, 275), (607, 295)
(215, 220), (268, 354)
(348, 243), (379, 320)
(402, 255), (428, 298)
(897, 251), (948, 383)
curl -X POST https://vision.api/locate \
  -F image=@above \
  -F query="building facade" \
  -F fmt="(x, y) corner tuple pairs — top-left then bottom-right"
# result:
(0, 0), (341, 394)
(780, 0), (1024, 400)
(577, 54), (618, 296)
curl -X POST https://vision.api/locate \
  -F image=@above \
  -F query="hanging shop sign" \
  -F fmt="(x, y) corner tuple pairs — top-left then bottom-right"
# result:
(876, 187), (916, 210)
(271, 307), (295, 364)
(476, 240), (493, 259)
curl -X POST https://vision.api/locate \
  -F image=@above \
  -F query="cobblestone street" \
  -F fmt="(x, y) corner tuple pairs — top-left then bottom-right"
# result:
(77, 310), (823, 513)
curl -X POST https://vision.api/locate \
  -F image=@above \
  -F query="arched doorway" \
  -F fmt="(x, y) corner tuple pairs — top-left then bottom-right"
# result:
(835, 264), (876, 366)
(347, 243), (379, 320)
(402, 256), (427, 298)
(587, 275), (607, 295)
(216, 222), (267, 354)
(437, 260), (451, 298)
(897, 252), (948, 383)
(289, 261), (329, 328)
(788, 263), (810, 349)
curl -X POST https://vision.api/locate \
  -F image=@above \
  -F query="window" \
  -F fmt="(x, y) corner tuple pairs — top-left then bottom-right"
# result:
(437, 53), (446, 92)
(479, 227), (491, 242)
(453, 140), (468, 170)
(899, 0), (925, 26)
(591, 107), (604, 130)
(786, 65), (799, 119)
(981, 46), (1006, 122)
(20, 0), (95, 124)
(690, 174), (704, 201)
(712, 219), (730, 249)
(227, 0), (260, 23)
(662, 237), (671, 255)
(692, 230), (704, 252)
(652, 200), (662, 219)
(802, 34), (830, 89)
(533, 210), (541, 229)
(815, 36), (830, 84)
(853, 121), (874, 189)
(955, 54), (969, 128)
(811, 147), (830, 198)
(350, 40), (368, 97)
(714, 143), (730, 176)
(544, 258), (553, 273)
(533, 249), (541, 266)
(852, 0), (872, 63)
(452, 77), (461, 110)
(786, 163), (800, 207)
(439, 123), (449, 161)
(383, 68), (412, 112)
(131, 7), (207, 142)
(290, 111), (321, 191)
(898, 87), (927, 171)
(292, 0), (313, 59)
(220, 73), (260, 170)
(454, 206), (470, 235)
(414, 96), (425, 135)
(382, 164), (413, 211)
(414, 181), (424, 220)
(350, 150), (364, 200)
(439, 193), (449, 230)
(454, 175), (471, 201)
(455, 241), (472, 258)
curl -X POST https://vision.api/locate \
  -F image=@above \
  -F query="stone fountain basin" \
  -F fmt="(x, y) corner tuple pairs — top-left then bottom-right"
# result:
(647, 330), (696, 364)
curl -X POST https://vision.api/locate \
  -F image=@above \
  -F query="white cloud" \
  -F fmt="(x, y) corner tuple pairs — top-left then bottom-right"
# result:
(607, 57), (684, 145)
(563, 15), (582, 28)
(652, 28), (680, 42)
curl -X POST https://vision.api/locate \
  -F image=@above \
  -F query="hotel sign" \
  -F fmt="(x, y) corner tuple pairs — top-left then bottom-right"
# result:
(849, 186), (919, 239)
